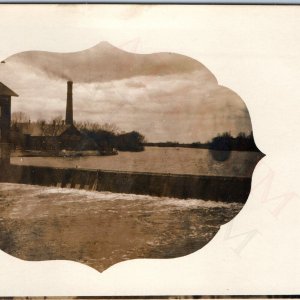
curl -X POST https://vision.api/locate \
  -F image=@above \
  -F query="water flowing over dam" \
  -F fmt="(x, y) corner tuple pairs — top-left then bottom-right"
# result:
(0, 182), (243, 271)
(0, 164), (251, 202)
(5, 147), (262, 202)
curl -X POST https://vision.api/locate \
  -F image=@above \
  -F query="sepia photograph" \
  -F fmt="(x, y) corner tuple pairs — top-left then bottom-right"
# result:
(0, 38), (263, 271)
(0, 4), (299, 297)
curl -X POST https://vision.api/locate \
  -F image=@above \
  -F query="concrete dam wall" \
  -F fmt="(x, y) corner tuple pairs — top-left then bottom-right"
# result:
(0, 165), (252, 202)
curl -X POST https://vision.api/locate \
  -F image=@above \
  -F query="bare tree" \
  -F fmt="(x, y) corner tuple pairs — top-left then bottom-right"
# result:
(36, 116), (66, 136)
(75, 121), (120, 134)
(11, 111), (30, 124)
(36, 119), (47, 136)
(100, 123), (120, 134)
(50, 116), (65, 136)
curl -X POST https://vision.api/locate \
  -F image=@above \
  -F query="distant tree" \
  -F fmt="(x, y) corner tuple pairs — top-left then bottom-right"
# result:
(100, 123), (120, 134)
(11, 111), (30, 124)
(36, 116), (66, 136)
(36, 119), (47, 136)
(81, 128), (116, 149)
(75, 121), (102, 132)
(210, 132), (232, 151)
(116, 131), (145, 151)
(49, 116), (65, 136)
(209, 131), (258, 152)
(75, 121), (120, 135)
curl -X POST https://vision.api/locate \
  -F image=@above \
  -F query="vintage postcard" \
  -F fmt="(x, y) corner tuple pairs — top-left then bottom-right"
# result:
(0, 4), (299, 297)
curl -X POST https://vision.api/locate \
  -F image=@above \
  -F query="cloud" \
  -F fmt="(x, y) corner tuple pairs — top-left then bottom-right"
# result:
(1, 47), (252, 143)
(125, 81), (146, 89)
(6, 42), (213, 83)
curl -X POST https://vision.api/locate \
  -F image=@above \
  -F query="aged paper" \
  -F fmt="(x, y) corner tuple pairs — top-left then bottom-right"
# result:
(0, 4), (299, 296)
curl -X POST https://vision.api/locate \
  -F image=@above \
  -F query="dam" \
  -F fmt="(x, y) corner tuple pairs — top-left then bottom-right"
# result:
(7, 146), (262, 202)
(0, 163), (252, 203)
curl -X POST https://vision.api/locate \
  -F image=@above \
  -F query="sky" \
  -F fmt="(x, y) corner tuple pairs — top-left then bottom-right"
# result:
(0, 39), (251, 143)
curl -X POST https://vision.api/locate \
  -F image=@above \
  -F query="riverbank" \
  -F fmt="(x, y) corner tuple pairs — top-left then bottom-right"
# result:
(11, 149), (118, 158)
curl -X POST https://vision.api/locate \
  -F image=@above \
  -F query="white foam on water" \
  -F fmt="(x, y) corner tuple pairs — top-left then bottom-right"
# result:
(0, 182), (242, 209)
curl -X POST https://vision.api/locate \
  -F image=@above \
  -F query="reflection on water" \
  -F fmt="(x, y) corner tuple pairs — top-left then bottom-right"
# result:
(11, 147), (262, 177)
(0, 183), (243, 271)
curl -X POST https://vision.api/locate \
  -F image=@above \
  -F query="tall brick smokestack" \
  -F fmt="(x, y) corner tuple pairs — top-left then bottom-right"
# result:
(66, 81), (73, 126)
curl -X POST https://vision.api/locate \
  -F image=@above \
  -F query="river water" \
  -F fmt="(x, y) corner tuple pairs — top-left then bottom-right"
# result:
(11, 147), (262, 177)
(0, 183), (243, 272)
(2, 147), (260, 271)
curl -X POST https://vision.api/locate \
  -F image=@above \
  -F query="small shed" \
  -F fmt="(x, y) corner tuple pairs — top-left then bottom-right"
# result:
(0, 82), (18, 166)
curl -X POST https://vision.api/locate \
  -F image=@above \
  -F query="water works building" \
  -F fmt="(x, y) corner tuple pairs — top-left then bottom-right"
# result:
(11, 81), (98, 152)
(0, 82), (19, 166)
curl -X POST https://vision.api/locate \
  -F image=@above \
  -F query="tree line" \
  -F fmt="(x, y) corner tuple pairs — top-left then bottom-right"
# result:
(11, 112), (259, 152)
(145, 132), (260, 152)
(11, 113), (146, 152)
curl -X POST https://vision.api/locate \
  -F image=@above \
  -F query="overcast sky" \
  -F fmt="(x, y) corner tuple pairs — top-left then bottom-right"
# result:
(0, 47), (251, 143)
(0, 7), (254, 143)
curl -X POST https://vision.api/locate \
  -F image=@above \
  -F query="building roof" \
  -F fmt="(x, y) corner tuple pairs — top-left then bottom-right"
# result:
(0, 82), (18, 97)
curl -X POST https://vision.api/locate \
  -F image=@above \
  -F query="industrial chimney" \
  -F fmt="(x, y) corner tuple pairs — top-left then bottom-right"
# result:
(66, 81), (73, 126)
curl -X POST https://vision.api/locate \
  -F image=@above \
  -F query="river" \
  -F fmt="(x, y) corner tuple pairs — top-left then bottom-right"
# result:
(11, 147), (262, 177)
(0, 183), (243, 272)
(1, 147), (261, 271)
